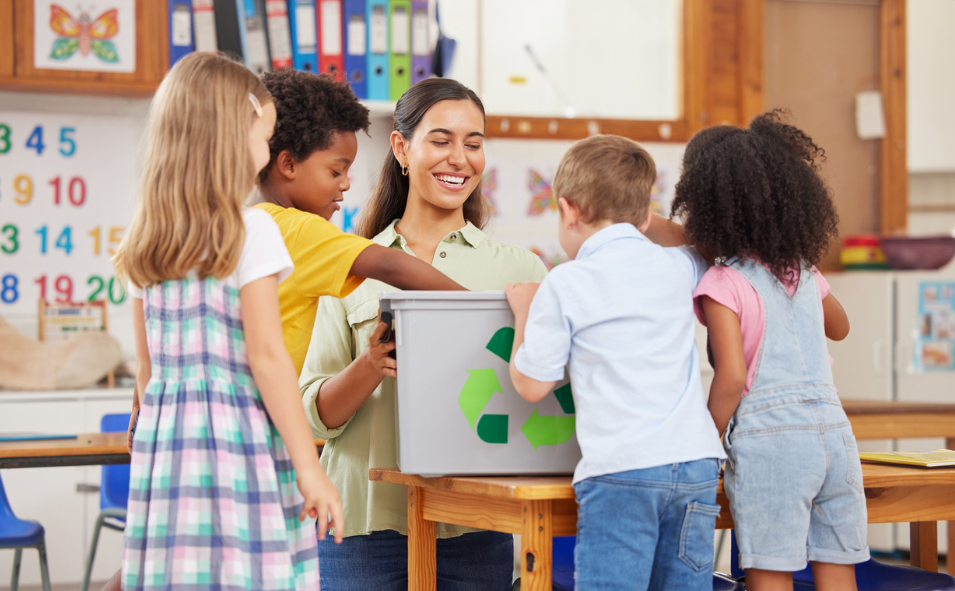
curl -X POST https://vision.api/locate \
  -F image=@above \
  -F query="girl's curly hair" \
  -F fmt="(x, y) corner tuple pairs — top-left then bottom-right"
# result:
(670, 109), (839, 282)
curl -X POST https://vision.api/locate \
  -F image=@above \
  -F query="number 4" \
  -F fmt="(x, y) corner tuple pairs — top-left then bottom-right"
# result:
(55, 226), (72, 255)
(26, 126), (44, 155)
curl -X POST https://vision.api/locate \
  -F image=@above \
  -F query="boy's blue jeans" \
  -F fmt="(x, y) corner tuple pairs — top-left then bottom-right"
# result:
(574, 458), (722, 591)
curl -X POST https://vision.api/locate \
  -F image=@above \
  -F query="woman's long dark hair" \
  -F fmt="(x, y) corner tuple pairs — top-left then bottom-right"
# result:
(356, 78), (488, 239)
(670, 109), (839, 282)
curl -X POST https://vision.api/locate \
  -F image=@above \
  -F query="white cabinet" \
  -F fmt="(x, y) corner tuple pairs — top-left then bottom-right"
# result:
(0, 389), (133, 588)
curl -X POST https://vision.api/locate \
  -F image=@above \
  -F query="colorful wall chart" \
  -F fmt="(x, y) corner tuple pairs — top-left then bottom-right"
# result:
(914, 281), (955, 371)
(33, 0), (136, 73)
(0, 111), (139, 319)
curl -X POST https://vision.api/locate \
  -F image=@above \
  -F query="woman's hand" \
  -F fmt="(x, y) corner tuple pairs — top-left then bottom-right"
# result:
(296, 466), (345, 544)
(365, 321), (397, 378)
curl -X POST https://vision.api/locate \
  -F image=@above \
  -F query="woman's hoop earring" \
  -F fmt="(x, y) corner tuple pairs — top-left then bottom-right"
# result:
(401, 165), (409, 176)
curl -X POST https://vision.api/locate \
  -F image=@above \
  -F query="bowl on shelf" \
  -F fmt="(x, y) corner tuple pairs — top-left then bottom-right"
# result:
(879, 236), (955, 270)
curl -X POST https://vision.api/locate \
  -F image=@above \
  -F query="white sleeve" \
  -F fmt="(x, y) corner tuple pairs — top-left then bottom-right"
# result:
(671, 245), (710, 289)
(513, 274), (572, 383)
(127, 281), (143, 299)
(236, 208), (294, 289)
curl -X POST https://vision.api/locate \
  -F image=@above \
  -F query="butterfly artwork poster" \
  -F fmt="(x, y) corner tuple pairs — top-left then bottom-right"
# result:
(33, 0), (136, 73)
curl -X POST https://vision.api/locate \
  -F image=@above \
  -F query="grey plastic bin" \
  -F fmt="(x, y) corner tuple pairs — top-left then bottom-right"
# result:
(380, 291), (581, 476)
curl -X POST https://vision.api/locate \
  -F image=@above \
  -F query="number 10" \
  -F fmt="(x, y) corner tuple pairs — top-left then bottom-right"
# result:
(49, 176), (86, 206)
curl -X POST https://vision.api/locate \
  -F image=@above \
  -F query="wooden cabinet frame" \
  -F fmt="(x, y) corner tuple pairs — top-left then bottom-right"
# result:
(0, 0), (167, 96)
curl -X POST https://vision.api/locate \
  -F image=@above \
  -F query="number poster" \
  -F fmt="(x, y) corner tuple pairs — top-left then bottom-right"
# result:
(33, 0), (136, 73)
(0, 111), (139, 318)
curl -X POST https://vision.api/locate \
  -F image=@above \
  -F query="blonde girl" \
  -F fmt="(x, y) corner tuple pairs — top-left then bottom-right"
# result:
(114, 52), (341, 591)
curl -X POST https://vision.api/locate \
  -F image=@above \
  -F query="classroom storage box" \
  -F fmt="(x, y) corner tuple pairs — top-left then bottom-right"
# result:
(380, 291), (581, 476)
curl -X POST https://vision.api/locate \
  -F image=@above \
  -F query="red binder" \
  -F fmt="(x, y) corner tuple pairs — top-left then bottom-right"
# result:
(316, 0), (345, 80)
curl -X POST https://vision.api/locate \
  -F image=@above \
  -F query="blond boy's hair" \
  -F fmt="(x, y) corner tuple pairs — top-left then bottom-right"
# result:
(552, 135), (656, 226)
(113, 52), (272, 289)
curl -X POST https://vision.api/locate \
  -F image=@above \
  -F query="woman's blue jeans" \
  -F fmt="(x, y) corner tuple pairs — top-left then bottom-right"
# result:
(318, 529), (514, 591)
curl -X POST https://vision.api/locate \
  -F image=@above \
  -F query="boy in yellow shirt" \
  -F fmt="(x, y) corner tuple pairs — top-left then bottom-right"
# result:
(255, 70), (462, 374)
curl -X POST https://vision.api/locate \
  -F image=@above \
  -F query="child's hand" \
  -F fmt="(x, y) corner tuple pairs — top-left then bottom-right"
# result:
(365, 321), (397, 377)
(296, 467), (345, 544)
(505, 282), (540, 320)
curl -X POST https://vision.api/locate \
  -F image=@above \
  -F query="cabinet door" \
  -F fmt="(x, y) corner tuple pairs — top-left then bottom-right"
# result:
(0, 400), (87, 586)
(824, 272), (894, 402)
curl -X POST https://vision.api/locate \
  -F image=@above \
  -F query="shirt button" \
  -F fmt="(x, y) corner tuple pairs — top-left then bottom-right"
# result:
(450, 235), (457, 241)
(439, 252), (447, 258)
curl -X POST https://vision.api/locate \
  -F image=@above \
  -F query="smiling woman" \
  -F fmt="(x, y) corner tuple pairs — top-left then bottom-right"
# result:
(299, 78), (549, 590)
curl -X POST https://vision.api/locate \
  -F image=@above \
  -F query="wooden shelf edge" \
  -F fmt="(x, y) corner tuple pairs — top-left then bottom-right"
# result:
(0, 76), (159, 97)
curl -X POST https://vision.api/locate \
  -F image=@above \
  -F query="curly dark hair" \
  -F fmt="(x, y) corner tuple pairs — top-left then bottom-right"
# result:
(670, 109), (839, 281)
(258, 69), (370, 182)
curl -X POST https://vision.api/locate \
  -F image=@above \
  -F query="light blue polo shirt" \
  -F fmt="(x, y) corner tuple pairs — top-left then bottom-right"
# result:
(515, 223), (726, 484)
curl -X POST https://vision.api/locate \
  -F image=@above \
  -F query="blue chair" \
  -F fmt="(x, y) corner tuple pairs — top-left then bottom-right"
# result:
(0, 473), (51, 591)
(730, 530), (955, 590)
(80, 413), (130, 591)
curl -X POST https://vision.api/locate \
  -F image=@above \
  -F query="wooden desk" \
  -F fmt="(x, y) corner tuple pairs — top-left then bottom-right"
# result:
(0, 433), (129, 468)
(843, 400), (955, 441)
(843, 399), (955, 557)
(0, 434), (326, 469)
(371, 463), (955, 591)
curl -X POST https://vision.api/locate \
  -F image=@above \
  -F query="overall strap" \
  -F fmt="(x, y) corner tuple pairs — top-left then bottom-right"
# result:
(728, 258), (834, 396)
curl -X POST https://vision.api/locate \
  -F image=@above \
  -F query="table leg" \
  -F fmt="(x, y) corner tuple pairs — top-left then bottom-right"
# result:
(520, 499), (553, 591)
(408, 486), (436, 591)
(947, 437), (955, 563)
(910, 521), (939, 572)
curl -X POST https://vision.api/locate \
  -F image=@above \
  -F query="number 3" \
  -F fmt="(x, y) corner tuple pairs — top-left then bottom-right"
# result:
(0, 124), (10, 154)
(1, 224), (18, 254)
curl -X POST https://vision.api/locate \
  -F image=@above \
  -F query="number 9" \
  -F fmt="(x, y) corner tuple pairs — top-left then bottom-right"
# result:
(14, 175), (32, 205)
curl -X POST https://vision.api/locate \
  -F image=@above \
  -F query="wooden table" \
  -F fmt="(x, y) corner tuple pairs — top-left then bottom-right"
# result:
(0, 434), (327, 469)
(843, 400), (955, 441)
(0, 432), (129, 468)
(844, 399), (955, 559)
(371, 463), (955, 591)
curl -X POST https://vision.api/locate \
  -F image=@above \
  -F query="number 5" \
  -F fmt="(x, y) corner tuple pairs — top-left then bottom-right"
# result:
(108, 227), (123, 254)
(59, 127), (76, 157)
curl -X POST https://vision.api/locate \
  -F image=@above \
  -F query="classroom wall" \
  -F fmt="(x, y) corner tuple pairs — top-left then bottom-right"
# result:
(906, 0), (955, 236)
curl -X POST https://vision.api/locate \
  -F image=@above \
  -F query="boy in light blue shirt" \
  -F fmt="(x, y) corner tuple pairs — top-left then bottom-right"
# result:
(506, 135), (725, 591)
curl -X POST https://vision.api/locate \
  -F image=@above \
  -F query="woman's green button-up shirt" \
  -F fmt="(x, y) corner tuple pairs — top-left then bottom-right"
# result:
(299, 219), (548, 538)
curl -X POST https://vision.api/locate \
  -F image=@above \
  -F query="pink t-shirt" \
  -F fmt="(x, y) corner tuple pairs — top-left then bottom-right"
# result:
(693, 265), (830, 397)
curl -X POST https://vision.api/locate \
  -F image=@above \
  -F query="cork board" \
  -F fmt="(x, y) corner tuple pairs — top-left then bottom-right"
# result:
(764, 0), (881, 270)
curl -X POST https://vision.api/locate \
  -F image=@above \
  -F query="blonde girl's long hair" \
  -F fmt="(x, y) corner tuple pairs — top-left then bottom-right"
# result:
(113, 52), (272, 288)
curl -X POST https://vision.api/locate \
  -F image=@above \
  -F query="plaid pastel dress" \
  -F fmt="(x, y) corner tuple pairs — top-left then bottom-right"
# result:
(123, 211), (318, 590)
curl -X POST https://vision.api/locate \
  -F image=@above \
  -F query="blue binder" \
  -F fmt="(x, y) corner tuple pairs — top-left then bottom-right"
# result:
(343, 0), (367, 98)
(169, 0), (195, 66)
(366, 0), (389, 100)
(287, 0), (318, 72)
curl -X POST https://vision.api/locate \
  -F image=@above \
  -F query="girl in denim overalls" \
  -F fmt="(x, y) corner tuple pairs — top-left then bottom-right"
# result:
(670, 110), (869, 591)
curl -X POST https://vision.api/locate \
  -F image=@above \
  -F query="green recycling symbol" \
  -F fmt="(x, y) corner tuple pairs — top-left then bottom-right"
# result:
(458, 327), (576, 449)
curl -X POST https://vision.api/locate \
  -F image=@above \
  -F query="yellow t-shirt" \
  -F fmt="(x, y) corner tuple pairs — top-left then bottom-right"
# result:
(255, 202), (374, 374)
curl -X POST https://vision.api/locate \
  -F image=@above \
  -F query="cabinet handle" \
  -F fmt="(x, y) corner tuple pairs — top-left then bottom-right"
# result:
(76, 483), (100, 494)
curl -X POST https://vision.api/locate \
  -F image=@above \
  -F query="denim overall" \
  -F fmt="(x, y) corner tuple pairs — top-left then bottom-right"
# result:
(722, 259), (869, 572)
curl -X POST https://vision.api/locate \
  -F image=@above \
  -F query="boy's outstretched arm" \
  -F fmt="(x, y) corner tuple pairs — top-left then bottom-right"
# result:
(505, 282), (556, 403)
(822, 293), (850, 341)
(350, 244), (466, 290)
(642, 213), (686, 247)
(701, 296), (747, 436)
